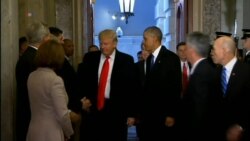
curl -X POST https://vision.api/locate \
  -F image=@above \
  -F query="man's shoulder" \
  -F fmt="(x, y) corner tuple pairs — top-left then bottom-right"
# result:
(116, 50), (134, 61)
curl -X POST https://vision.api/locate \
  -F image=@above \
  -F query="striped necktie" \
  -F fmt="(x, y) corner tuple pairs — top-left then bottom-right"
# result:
(221, 67), (227, 96)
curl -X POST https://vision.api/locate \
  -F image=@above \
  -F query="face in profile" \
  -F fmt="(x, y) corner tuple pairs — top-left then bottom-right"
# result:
(211, 40), (225, 65)
(63, 40), (74, 57)
(143, 33), (155, 53)
(58, 34), (64, 44)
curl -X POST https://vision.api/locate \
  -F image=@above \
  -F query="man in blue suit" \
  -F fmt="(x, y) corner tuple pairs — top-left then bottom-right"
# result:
(211, 36), (250, 141)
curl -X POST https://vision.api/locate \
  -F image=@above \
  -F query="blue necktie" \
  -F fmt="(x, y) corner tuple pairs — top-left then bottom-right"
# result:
(150, 54), (154, 70)
(221, 67), (227, 96)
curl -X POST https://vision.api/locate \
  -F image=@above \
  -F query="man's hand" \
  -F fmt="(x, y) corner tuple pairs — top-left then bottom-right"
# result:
(80, 97), (92, 112)
(69, 111), (81, 123)
(226, 124), (243, 141)
(127, 117), (136, 127)
(165, 116), (175, 127)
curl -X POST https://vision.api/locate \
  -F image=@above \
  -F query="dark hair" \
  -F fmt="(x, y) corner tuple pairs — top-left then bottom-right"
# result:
(143, 26), (163, 42)
(88, 44), (99, 52)
(35, 40), (65, 70)
(19, 36), (28, 49)
(49, 27), (63, 37)
(176, 42), (186, 51)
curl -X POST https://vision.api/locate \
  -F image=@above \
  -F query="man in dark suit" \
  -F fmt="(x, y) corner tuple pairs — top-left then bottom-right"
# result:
(181, 32), (219, 140)
(211, 36), (250, 141)
(77, 29), (137, 141)
(15, 21), (51, 141)
(241, 29), (250, 64)
(56, 39), (81, 141)
(136, 26), (182, 141)
(176, 42), (191, 98)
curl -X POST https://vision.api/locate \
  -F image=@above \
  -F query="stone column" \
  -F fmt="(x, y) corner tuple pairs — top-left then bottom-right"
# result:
(56, 0), (73, 39)
(1, 0), (19, 140)
(72, 0), (84, 69)
(203, 0), (221, 39)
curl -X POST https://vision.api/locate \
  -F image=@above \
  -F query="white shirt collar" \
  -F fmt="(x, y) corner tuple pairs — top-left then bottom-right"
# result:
(101, 49), (116, 60)
(223, 57), (237, 83)
(29, 45), (38, 50)
(190, 58), (205, 75)
(65, 55), (70, 61)
(151, 45), (162, 63)
(246, 50), (250, 56)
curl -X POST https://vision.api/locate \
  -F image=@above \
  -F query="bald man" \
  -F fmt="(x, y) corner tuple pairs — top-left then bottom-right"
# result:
(211, 36), (250, 141)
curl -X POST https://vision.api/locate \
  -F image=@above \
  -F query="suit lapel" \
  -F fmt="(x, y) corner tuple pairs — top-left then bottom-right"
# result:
(225, 61), (239, 98)
(150, 46), (166, 72)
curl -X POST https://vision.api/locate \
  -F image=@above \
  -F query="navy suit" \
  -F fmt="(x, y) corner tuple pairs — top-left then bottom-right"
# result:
(137, 46), (182, 141)
(217, 60), (250, 140)
(77, 50), (138, 141)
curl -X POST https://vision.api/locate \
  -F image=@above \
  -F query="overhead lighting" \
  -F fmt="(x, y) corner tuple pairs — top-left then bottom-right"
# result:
(112, 14), (117, 20)
(119, 0), (135, 24)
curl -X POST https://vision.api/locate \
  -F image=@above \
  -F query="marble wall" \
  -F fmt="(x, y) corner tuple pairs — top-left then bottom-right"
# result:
(56, 0), (73, 39)
(203, 0), (221, 40)
(1, 0), (19, 140)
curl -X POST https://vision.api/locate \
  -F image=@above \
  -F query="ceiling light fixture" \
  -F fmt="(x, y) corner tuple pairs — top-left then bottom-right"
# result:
(119, 0), (135, 24)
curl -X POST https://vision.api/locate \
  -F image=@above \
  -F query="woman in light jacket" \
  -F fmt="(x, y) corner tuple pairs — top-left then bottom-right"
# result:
(26, 40), (74, 141)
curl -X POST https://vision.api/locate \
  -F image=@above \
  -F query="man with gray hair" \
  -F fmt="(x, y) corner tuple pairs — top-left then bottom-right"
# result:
(182, 31), (219, 140)
(15, 21), (51, 141)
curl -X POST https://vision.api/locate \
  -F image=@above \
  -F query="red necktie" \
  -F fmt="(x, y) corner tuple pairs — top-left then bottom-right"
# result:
(182, 62), (188, 93)
(97, 57), (110, 110)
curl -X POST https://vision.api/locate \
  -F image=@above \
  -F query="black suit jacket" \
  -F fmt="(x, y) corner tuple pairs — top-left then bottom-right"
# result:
(244, 54), (250, 64)
(15, 46), (37, 141)
(183, 59), (219, 140)
(217, 60), (250, 140)
(137, 46), (182, 140)
(77, 50), (137, 141)
(56, 58), (80, 112)
(135, 60), (146, 88)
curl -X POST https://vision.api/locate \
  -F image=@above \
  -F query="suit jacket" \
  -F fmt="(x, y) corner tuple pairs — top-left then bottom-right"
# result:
(137, 46), (182, 140)
(56, 58), (80, 112)
(27, 68), (73, 141)
(183, 59), (219, 140)
(15, 46), (37, 141)
(217, 60), (250, 140)
(77, 50), (137, 141)
(135, 60), (146, 88)
(244, 54), (250, 64)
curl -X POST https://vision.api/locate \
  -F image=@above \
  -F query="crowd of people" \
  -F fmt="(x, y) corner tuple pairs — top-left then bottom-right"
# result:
(16, 21), (250, 141)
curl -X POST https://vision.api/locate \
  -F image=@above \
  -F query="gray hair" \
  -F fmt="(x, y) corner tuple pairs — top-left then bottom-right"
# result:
(26, 21), (50, 44)
(186, 31), (210, 57)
